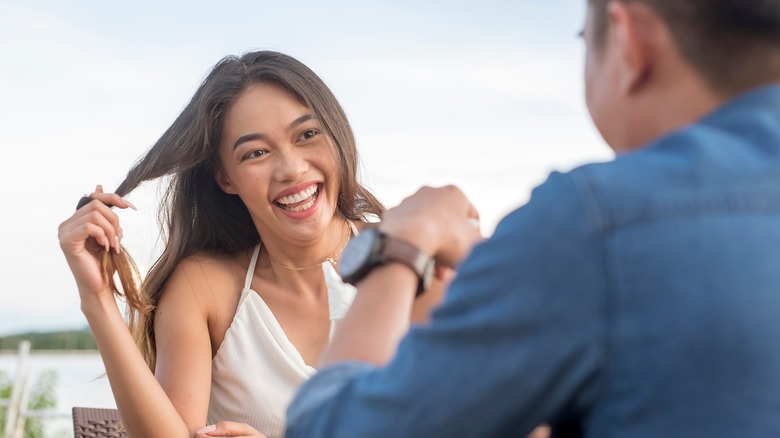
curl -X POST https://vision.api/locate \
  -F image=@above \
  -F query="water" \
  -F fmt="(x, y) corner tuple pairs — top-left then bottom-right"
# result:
(0, 352), (115, 438)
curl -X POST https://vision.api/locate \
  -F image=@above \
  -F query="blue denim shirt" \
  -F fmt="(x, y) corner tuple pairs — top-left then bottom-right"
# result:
(286, 85), (780, 437)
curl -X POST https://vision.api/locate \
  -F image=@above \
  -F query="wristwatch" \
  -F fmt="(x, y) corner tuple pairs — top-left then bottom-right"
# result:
(339, 228), (434, 296)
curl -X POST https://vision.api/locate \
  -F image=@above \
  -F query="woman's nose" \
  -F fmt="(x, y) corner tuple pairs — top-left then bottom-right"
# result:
(273, 147), (309, 182)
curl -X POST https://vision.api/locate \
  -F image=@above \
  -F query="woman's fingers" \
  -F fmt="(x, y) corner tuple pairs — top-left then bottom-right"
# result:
(526, 425), (551, 438)
(74, 211), (121, 253)
(58, 186), (138, 298)
(433, 264), (456, 282)
(75, 185), (138, 212)
(86, 191), (137, 211)
(61, 199), (124, 254)
(77, 203), (121, 252)
(195, 421), (268, 438)
(61, 218), (112, 254)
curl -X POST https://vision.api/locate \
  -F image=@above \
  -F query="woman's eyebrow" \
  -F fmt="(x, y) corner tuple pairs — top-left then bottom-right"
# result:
(288, 113), (314, 130)
(233, 132), (266, 150)
(232, 114), (316, 150)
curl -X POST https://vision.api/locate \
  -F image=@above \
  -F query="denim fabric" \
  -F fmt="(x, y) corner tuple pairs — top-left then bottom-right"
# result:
(286, 85), (780, 437)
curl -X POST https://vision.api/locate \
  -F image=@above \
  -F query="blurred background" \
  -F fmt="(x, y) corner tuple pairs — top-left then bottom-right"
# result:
(0, 1), (610, 435)
(0, 0), (610, 336)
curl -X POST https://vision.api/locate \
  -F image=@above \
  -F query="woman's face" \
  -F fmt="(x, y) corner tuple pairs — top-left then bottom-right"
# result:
(217, 82), (341, 244)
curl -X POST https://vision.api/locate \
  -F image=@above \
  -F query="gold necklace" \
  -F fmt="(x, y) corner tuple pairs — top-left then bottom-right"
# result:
(269, 222), (351, 271)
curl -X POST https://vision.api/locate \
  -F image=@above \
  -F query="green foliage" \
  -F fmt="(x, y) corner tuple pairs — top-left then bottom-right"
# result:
(0, 370), (11, 399)
(0, 328), (97, 351)
(0, 331), (74, 437)
(0, 369), (59, 438)
(26, 370), (58, 438)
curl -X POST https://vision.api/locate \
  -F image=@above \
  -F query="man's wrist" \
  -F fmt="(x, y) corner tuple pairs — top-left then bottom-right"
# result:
(378, 219), (436, 259)
(368, 262), (419, 295)
(339, 227), (435, 295)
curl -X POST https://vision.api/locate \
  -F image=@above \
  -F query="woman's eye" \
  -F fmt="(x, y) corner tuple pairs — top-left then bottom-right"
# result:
(298, 129), (319, 142)
(242, 149), (266, 161)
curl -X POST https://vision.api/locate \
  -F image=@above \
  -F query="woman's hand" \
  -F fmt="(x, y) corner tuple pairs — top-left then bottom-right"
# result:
(527, 425), (551, 438)
(58, 185), (136, 304)
(410, 265), (456, 324)
(195, 422), (268, 438)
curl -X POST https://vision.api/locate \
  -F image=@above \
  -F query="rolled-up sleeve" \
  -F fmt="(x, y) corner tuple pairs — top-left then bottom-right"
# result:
(286, 361), (375, 430)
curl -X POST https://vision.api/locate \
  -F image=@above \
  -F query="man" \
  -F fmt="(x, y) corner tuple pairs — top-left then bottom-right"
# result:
(285, 1), (780, 436)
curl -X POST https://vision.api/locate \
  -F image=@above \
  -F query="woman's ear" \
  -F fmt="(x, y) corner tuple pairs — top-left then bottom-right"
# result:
(215, 168), (238, 194)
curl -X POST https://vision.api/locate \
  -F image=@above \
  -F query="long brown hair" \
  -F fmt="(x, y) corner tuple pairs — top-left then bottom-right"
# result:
(99, 51), (383, 370)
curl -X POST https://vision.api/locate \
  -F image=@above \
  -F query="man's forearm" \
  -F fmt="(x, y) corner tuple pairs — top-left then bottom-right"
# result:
(320, 263), (418, 368)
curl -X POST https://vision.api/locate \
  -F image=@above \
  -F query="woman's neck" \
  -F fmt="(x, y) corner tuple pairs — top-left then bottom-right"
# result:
(259, 215), (350, 274)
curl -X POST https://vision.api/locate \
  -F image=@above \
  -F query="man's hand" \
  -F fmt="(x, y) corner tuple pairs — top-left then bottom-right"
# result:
(380, 185), (482, 268)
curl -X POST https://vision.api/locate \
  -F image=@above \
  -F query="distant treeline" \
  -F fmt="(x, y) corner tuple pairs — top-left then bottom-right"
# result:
(0, 328), (97, 351)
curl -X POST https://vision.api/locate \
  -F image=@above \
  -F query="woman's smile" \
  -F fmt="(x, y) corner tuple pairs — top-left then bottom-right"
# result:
(273, 183), (322, 217)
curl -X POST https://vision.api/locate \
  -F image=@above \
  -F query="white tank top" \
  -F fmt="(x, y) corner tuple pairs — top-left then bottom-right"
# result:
(207, 223), (359, 438)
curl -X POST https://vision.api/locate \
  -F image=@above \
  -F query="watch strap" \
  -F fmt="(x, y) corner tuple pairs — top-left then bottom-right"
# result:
(381, 234), (433, 296)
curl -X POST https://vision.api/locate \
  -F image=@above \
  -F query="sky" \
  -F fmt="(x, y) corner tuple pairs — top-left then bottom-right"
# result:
(0, 0), (613, 335)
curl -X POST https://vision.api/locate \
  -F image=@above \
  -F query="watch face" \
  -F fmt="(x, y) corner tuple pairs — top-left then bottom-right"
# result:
(339, 228), (380, 279)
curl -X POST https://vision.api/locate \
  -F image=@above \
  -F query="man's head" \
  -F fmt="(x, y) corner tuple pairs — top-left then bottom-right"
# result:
(583, 0), (780, 152)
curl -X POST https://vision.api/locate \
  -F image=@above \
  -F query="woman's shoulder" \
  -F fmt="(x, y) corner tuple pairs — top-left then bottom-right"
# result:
(161, 250), (251, 302)
(180, 250), (247, 272)
(155, 249), (255, 355)
(353, 212), (380, 233)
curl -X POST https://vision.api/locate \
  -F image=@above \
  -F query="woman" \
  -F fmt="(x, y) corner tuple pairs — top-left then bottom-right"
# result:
(59, 51), (443, 438)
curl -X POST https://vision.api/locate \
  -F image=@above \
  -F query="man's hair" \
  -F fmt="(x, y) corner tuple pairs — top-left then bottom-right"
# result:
(589, 0), (780, 91)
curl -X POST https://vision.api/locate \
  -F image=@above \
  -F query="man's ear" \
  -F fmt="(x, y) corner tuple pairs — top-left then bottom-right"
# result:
(215, 168), (238, 194)
(607, 1), (656, 95)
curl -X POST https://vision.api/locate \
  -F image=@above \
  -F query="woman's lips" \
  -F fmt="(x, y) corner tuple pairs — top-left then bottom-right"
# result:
(274, 183), (321, 215)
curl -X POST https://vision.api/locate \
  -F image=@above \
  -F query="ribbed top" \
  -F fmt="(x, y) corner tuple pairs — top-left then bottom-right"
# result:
(207, 223), (359, 438)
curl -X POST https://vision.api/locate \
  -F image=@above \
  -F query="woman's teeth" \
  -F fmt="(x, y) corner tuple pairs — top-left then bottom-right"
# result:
(288, 197), (315, 212)
(277, 185), (317, 205)
(276, 185), (318, 212)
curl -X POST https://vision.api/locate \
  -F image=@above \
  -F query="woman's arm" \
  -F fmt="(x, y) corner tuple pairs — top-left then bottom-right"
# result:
(59, 189), (211, 437)
(80, 290), (204, 437)
(148, 259), (218, 435)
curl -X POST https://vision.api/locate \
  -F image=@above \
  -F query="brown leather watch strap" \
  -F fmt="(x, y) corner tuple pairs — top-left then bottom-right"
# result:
(382, 235), (433, 295)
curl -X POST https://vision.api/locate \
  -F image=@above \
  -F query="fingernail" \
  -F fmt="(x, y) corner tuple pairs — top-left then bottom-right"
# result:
(121, 198), (138, 211)
(196, 425), (216, 434)
(114, 235), (120, 254)
(118, 227), (124, 239)
(96, 185), (103, 193)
